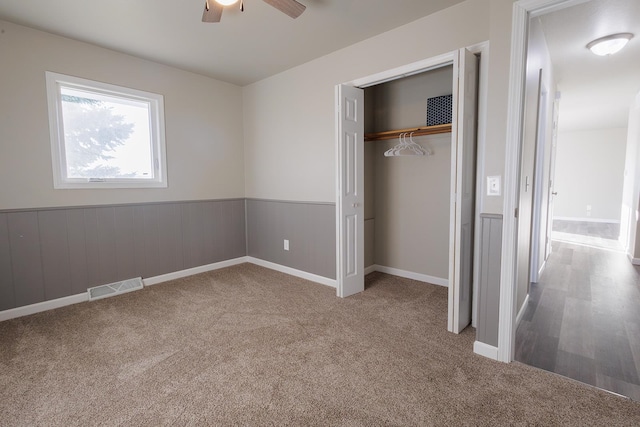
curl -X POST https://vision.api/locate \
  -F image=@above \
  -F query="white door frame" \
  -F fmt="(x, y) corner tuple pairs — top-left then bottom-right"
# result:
(336, 43), (489, 326)
(498, 0), (592, 363)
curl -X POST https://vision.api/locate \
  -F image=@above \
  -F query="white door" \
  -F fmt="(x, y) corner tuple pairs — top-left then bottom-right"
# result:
(545, 96), (560, 259)
(516, 66), (542, 314)
(530, 82), (547, 283)
(336, 84), (365, 298)
(448, 48), (478, 333)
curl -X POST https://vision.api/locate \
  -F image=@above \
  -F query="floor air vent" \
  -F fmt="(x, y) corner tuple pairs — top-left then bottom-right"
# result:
(88, 277), (144, 301)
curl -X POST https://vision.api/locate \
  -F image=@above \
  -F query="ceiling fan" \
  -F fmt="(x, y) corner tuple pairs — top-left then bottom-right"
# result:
(202, 0), (306, 23)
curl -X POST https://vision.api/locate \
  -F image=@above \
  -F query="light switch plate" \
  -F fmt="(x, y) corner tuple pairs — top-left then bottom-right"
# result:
(487, 176), (501, 196)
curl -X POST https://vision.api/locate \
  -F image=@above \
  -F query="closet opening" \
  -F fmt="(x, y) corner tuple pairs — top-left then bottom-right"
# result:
(336, 48), (483, 335)
(362, 65), (454, 291)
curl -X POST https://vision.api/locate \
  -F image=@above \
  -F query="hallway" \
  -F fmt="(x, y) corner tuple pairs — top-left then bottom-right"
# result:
(515, 222), (640, 401)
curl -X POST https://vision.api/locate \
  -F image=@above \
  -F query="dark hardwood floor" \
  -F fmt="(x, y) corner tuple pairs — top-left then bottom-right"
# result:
(515, 221), (640, 401)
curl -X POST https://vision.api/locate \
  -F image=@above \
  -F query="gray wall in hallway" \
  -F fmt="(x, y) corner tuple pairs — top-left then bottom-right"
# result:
(246, 199), (336, 280)
(476, 213), (503, 347)
(0, 199), (246, 311)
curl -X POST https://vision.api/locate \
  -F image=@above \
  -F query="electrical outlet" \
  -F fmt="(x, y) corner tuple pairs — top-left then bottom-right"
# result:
(284, 239), (289, 251)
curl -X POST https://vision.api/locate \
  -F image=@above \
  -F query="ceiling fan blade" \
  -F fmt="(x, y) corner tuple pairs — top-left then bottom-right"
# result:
(262, 0), (306, 19)
(202, 1), (223, 23)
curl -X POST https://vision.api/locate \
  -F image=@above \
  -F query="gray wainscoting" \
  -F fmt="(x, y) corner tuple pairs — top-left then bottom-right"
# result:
(246, 199), (336, 280)
(476, 213), (503, 347)
(0, 199), (246, 311)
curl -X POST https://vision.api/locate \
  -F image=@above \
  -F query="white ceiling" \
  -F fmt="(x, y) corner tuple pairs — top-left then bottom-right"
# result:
(0, 0), (465, 86)
(539, 0), (640, 131)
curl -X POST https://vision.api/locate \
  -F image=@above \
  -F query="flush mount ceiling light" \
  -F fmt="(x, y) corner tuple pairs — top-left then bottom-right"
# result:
(215, 0), (239, 5)
(586, 33), (634, 56)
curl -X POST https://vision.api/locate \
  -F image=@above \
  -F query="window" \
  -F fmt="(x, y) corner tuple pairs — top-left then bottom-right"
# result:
(45, 72), (167, 189)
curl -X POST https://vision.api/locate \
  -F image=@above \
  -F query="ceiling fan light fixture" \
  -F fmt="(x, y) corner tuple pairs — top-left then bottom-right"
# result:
(215, 0), (239, 6)
(586, 33), (634, 56)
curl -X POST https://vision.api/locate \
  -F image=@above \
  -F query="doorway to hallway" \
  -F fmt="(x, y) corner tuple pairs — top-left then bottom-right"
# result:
(515, 222), (640, 401)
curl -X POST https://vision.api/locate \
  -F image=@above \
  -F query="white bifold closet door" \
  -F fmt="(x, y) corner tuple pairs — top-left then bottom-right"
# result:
(336, 49), (478, 337)
(448, 48), (478, 333)
(336, 84), (365, 298)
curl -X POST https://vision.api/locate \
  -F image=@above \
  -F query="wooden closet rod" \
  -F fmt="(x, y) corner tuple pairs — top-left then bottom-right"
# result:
(364, 124), (452, 142)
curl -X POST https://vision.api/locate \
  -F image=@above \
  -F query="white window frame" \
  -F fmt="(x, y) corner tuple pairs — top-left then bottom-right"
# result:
(45, 71), (168, 189)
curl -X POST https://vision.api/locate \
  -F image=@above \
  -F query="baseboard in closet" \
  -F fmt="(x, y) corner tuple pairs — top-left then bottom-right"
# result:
(365, 264), (448, 287)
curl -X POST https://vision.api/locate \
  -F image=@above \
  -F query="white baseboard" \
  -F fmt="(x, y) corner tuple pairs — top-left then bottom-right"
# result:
(537, 260), (546, 278)
(246, 257), (337, 288)
(0, 293), (88, 322)
(143, 257), (248, 286)
(627, 253), (640, 265)
(364, 265), (377, 275)
(474, 341), (499, 360)
(516, 293), (529, 327)
(371, 264), (448, 287)
(0, 257), (336, 322)
(553, 216), (620, 224)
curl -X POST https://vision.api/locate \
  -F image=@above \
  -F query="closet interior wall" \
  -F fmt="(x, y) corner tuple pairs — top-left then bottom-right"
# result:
(364, 66), (453, 282)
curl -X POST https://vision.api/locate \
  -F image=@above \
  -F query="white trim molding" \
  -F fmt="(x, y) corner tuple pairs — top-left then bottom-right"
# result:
(498, 0), (530, 364)
(143, 257), (248, 286)
(0, 293), (88, 323)
(627, 254), (640, 266)
(370, 265), (448, 287)
(538, 260), (547, 278)
(45, 71), (167, 189)
(247, 257), (337, 288)
(515, 293), (530, 327)
(0, 256), (338, 322)
(348, 52), (456, 88)
(474, 341), (499, 360)
(553, 216), (620, 224)
(0, 257), (249, 322)
(147, 256), (338, 289)
(364, 265), (377, 275)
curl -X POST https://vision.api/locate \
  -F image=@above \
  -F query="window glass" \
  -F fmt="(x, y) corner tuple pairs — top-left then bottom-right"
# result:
(46, 72), (167, 189)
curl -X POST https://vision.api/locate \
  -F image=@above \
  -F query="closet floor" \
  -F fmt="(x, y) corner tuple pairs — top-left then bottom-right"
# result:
(515, 221), (640, 401)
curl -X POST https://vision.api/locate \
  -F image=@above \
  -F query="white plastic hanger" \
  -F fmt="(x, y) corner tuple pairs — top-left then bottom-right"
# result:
(384, 132), (432, 157)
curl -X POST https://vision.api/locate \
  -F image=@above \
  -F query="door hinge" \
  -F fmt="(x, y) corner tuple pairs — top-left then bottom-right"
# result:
(515, 208), (519, 218)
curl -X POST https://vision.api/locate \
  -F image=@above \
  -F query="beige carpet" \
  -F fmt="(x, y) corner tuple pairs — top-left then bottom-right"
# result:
(1, 264), (639, 426)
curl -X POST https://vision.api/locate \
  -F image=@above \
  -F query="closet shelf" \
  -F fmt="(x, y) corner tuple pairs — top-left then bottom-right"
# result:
(364, 124), (452, 142)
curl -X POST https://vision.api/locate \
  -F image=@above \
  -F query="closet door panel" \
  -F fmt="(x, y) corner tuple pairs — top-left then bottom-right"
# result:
(449, 48), (478, 333)
(337, 84), (365, 298)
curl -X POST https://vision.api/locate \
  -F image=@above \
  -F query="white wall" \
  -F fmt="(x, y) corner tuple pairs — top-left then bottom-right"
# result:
(0, 20), (245, 210)
(553, 127), (627, 221)
(242, 0), (503, 205)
